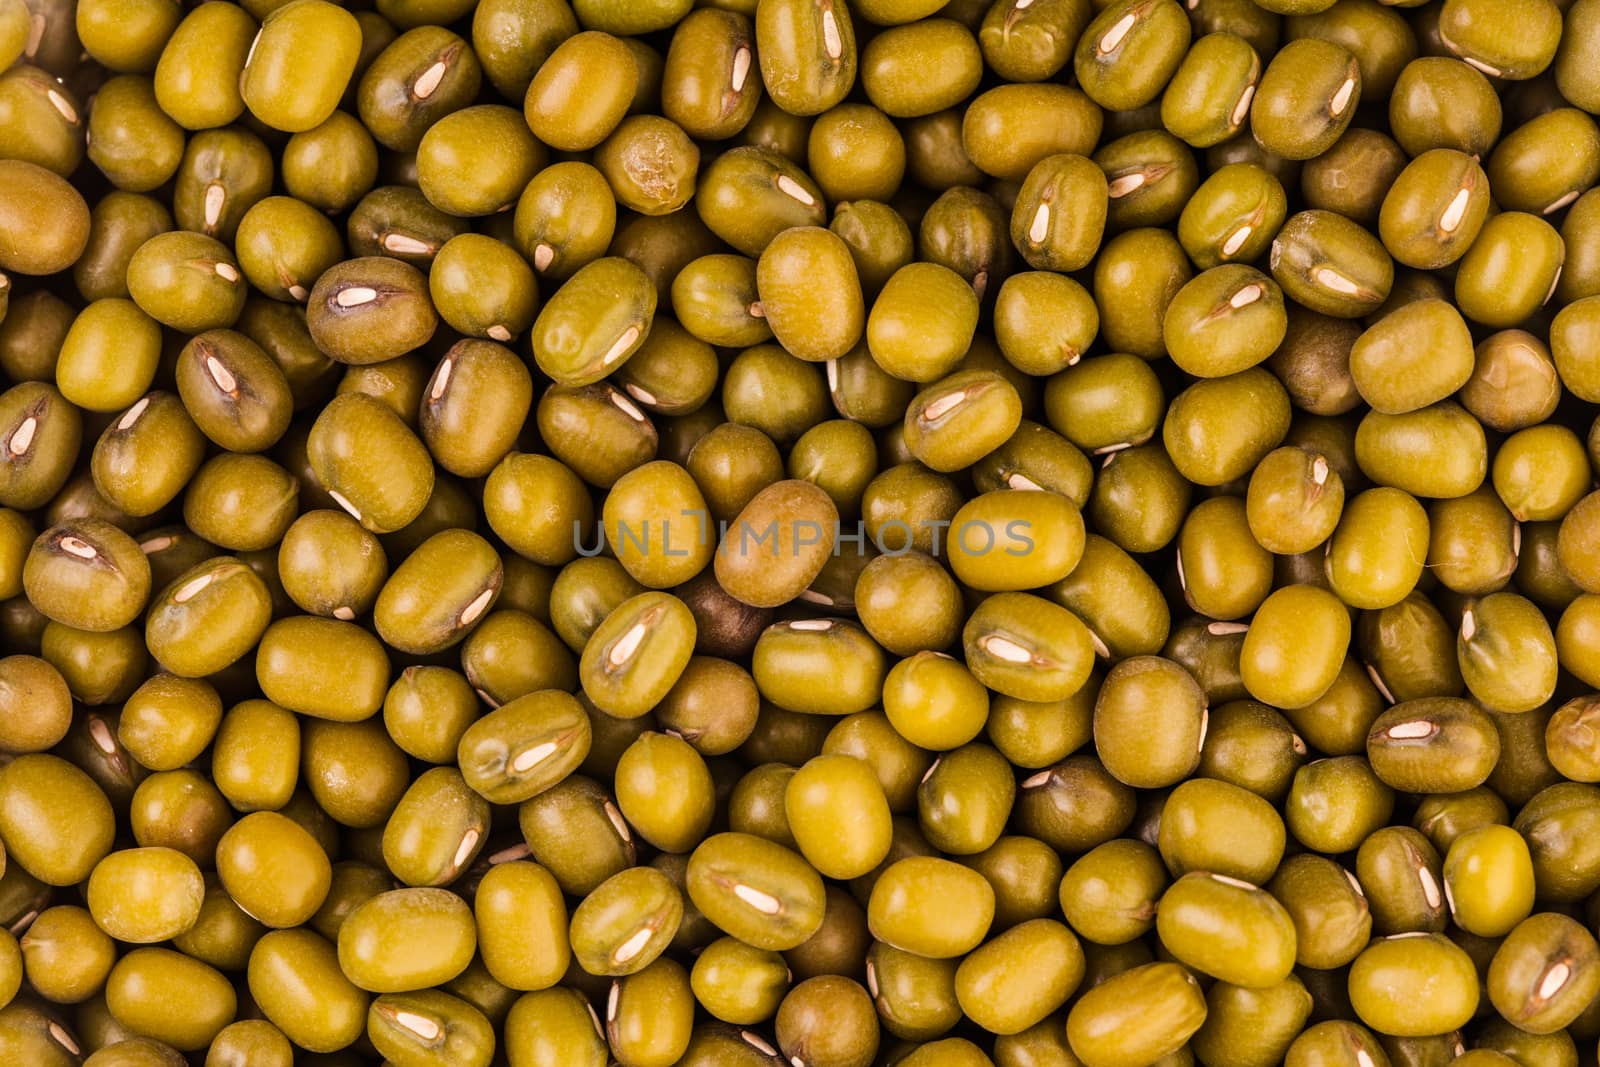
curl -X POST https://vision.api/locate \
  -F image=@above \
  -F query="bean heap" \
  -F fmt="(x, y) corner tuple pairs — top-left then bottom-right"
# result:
(3, 0), (1600, 1064)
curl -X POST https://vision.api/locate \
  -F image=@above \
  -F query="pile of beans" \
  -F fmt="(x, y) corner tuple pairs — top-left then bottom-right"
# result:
(4, 0), (1600, 1064)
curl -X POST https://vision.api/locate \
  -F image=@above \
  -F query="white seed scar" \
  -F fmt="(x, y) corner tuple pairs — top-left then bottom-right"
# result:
(1545, 265), (1563, 305)
(1418, 864), (1442, 908)
(117, 397), (150, 431)
(336, 286), (379, 307)
(921, 390), (966, 421)
(533, 243), (555, 271)
(173, 572), (215, 604)
(602, 326), (640, 367)
(394, 1011), (442, 1040)
(1538, 962), (1573, 1000)
(608, 620), (650, 666)
(204, 184), (226, 229)
(1028, 202), (1051, 243)
(1229, 283), (1264, 309)
(1384, 720), (1436, 740)
(732, 883), (782, 914)
(609, 390), (646, 421)
(206, 355), (238, 393)
(1329, 77), (1356, 117)
(611, 926), (654, 964)
(1438, 188), (1471, 233)
(1545, 190), (1580, 214)
(452, 827), (481, 869)
(46, 88), (76, 123)
(738, 1033), (778, 1058)
(1209, 873), (1256, 889)
(430, 358), (454, 400)
(1221, 225), (1253, 257)
(731, 47), (752, 93)
(213, 262), (240, 282)
(49, 1023), (79, 1056)
(413, 60), (448, 100)
(511, 740), (559, 773)
(820, 6), (842, 59)
(88, 716), (116, 754)
(1367, 664), (1396, 703)
(1312, 267), (1360, 295)
(776, 174), (815, 206)
(459, 586), (495, 626)
(604, 801), (632, 842)
(59, 536), (98, 560)
(980, 634), (1033, 663)
(1098, 12), (1136, 54)
(489, 842), (532, 864)
(1107, 173), (1146, 198)
(384, 233), (432, 256)
(1230, 85), (1255, 127)
(328, 489), (363, 521)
